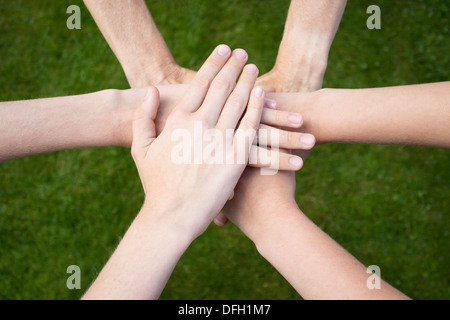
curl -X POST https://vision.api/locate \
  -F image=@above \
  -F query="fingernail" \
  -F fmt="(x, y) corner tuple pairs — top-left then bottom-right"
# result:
(217, 44), (230, 56)
(234, 49), (248, 60)
(289, 157), (303, 168)
(255, 86), (264, 97)
(215, 216), (227, 227)
(300, 134), (315, 146)
(264, 99), (277, 109)
(288, 113), (303, 125)
(246, 64), (258, 75)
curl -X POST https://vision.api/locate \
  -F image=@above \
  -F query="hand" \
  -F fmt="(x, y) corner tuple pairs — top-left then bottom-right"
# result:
(255, 47), (326, 93)
(255, 0), (346, 93)
(265, 91), (319, 141)
(131, 45), (269, 239)
(157, 62), (197, 85)
(113, 85), (316, 167)
(222, 167), (297, 243)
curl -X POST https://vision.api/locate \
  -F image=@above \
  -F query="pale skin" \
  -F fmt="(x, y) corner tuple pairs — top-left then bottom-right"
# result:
(0, 85), (313, 165)
(267, 82), (450, 149)
(4, 81), (445, 163)
(83, 0), (196, 87)
(1, 0), (435, 301)
(83, 0), (347, 92)
(223, 168), (410, 300)
(256, 0), (347, 92)
(74, 78), (441, 299)
(83, 45), (270, 299)
(5, 74), (444, 300)
(220, 82), (447, 299)
(4, 76), (442, 300)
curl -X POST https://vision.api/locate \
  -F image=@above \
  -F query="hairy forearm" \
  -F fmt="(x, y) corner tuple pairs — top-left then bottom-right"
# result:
(83, 0), (174, 87)
(0, 90), (133, 162)
(282, 0), (347, 54)
(271, 82), (450, 148)
(273, 0), (347, 91)
(252, 204), (409, 300)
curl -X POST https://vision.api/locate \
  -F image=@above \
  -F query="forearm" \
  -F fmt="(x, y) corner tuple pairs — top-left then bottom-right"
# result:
(83, 0), (174, 87)
(252, 204), (409, 300)
(0, 90), (134, 162)
(269, 82), (450, 148)
(224, 169), (408, 299)
(227, 185), (408, 300)
(306, 82), (450, 148)
(83, 205), (193, 300)
(282, 0), (347, 56)
(275, 0), (347, 90)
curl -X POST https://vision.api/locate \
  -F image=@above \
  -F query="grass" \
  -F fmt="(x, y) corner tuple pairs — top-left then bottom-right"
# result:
(0, 0), (449, 300)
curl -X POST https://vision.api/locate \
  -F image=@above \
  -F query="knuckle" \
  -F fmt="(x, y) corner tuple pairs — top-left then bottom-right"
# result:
(274, 110), (284, 125)
(240, 118), (256, 130)
(130, 146), (139, 159)
(227, 95), (245, 110)
(211, 76), (234, 92)
(193, 75), (211, 90)
(248, 97), (263, 111)
(285, 131), (296, 146)
(194, 112), (213, 127)
(208, 57), (225, 70)
(167, 109), (185, 125)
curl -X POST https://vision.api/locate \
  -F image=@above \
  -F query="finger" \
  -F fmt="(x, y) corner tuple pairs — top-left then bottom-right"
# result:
(293, 149), (312, 162)
(216, 64), (259, 130)
(266, 92), (307, 113)
(255, 75), (276, 93)
(261, 108), (304, 129)
(178, 44), (231, 113)
(257, 124), (316, 150)
(131, 86), (161, 159)
(233, 86), (265, 154)
(248, 145), (303, 171)
(214, 212), (229, 227)
(264, 98), (277, 109)
(197, 48), (249, 124)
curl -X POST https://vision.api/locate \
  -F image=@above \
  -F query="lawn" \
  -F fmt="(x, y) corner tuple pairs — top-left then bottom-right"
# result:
(0, 0), (448, 300)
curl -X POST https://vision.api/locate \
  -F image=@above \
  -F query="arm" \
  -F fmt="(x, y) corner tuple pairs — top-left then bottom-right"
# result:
(0, 89), (141, 162)
(256, 0), (347, 92)
(0, 84), (312, 166)
(83, 0), (195, 87)
(83, 45), (267, 299)
(82, 203), (193, 299)
(270, 82), (450, 148)
(224, 168), (409, 300)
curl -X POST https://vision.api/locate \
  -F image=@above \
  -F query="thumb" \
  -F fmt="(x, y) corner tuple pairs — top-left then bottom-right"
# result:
(131, 86), (160, 159)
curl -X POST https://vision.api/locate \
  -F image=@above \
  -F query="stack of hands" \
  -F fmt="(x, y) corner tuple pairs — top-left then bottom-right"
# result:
(1, 0), (448, 300)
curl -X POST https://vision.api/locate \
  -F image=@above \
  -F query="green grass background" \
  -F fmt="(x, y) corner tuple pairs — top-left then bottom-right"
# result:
(0, 0), (448, 299)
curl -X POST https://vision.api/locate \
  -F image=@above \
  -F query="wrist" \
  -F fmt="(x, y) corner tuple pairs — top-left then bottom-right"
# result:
(277, 31), (330, 69)
(108, 88), (151, 147)
(308, 88), (346, 145)
(142, 55), (177, 85)
(252, 201), (303, 256)
(275, 90), (325, 144)
(272, 39), (328, 92)
(302, 89), (328, 144)
(78, 89), (130, 148)
(137, 202), (197, 248)
(228, 194), (299, 249)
